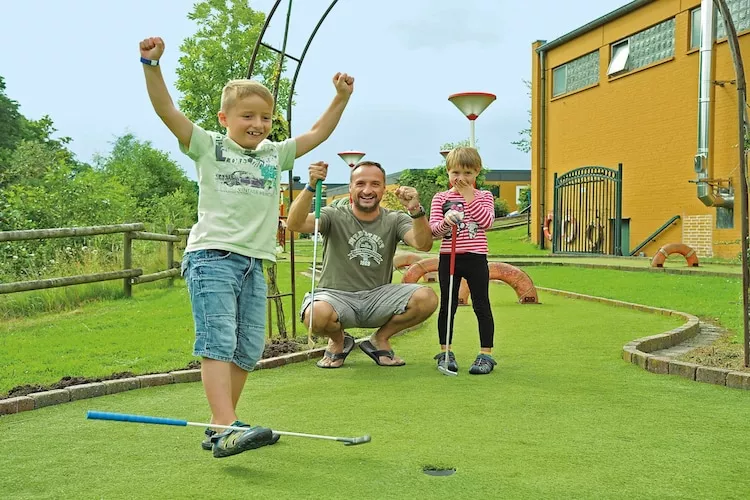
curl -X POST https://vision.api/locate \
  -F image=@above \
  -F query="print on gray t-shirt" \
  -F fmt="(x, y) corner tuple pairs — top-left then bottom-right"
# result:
(316, 205), (413, 292)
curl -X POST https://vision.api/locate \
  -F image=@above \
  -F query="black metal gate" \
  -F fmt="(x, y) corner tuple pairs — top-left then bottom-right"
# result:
(552, 164), (623, 255)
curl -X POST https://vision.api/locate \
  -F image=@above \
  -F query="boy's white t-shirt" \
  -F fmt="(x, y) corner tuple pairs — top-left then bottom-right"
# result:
(180, 124), (296, 262)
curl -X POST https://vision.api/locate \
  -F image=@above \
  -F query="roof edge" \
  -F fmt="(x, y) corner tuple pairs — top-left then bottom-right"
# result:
(536, 0), (655, 53)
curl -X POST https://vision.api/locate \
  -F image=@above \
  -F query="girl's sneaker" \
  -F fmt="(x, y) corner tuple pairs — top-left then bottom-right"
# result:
(433, 351), (458, 373)
(468, 354), (497, 375)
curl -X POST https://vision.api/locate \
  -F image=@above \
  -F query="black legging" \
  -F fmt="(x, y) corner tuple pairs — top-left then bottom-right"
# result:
(437, 253), (495, 349)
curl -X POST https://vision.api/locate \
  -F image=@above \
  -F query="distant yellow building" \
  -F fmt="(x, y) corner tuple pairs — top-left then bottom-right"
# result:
(326, 169), (531, 212)
(531, 0), (746, 258)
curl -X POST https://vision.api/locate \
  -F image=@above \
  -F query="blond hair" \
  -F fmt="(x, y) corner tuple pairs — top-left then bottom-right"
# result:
(220, 79), (274, 112)
(446, 147), (482, 172)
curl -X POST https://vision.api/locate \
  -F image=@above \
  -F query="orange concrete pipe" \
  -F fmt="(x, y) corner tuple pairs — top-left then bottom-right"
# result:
(651, 243), (699, 268)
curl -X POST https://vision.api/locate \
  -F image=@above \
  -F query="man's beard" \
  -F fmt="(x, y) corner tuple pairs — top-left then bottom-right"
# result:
(353, 196), (379, 213)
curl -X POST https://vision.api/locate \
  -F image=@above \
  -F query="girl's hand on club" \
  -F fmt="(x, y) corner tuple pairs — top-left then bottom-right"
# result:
(444, 209), (464, 226)
(308, 161), (328, 186)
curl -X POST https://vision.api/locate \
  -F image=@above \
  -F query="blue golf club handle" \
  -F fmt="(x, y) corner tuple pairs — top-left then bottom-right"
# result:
(87, 411), (187, 427)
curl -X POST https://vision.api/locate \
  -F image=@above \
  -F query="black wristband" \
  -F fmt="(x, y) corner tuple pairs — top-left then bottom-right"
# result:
(305, 184), (316, 193)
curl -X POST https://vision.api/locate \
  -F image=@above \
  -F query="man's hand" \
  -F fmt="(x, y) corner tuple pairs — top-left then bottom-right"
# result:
(395, 186), (420, 211)
(332, 72), (355, 97)
(453, 178), (475, 203)
(140, 37), (165, 61)
(308, 161), (328, 187)
(443, 209), (464, 227)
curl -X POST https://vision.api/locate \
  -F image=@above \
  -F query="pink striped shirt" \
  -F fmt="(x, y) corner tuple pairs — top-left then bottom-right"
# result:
(429, 189), (495, 254)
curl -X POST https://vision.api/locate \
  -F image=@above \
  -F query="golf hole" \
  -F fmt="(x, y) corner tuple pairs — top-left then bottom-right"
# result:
(422, 466), (456, 476)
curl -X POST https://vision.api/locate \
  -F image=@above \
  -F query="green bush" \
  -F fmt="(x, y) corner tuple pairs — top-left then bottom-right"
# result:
(494, 198), (510, 218)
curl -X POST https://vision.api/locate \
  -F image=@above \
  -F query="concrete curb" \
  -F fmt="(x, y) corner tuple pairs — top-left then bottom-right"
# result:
(0, 335), (385, 416)
(537, 286), (748, 391)
(502, 260), (740, 279)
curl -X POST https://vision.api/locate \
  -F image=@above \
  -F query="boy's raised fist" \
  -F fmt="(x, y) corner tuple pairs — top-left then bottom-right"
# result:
(140, 37), (165, 61)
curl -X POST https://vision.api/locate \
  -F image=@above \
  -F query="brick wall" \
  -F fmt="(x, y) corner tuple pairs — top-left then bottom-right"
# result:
(531, 0), (743, 258)
(682, 214), (714, 257)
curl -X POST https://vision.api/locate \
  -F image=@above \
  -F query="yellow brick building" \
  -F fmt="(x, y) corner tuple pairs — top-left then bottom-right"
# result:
(531, 0), (747, 258)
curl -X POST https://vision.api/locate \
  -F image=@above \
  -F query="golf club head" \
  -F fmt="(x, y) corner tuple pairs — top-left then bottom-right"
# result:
(437, 365), (458, 377)
(343, 435), (372, 446)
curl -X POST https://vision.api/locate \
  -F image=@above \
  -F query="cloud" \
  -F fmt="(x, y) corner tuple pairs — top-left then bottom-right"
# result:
(389, 2), (502, 50)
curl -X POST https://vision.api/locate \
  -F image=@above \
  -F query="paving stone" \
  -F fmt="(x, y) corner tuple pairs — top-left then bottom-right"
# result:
(170, 370), (201, 383)
(104, 378), (140, 395)
(696, 366), (730, 386)
(68, 383), (107, 401)
(137, 374), (173, 387)
(29, 389), (70, 409)
(668, 361), (699, 380)
(725, 372), (750, 390)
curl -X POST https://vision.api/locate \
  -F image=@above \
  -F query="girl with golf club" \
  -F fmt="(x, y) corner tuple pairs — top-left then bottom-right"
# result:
(429, 147), (497, 375)
(139, 36), (355, 458)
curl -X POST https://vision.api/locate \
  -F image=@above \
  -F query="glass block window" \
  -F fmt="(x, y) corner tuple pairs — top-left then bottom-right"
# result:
(608, 18), (675, 76)
(551, 51), (599, 97)
(716, 0), (750, 39)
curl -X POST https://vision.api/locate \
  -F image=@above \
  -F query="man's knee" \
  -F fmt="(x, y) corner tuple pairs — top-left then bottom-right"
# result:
(408, 287), (438, 318)
(303, 301), (338, 332)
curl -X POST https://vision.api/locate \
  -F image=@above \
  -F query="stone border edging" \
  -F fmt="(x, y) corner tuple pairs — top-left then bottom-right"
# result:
(537, 286), (750, 391)
(498, 260), (740, 279)
(0, 345), (333, 417)
(0, 332), (399, 417)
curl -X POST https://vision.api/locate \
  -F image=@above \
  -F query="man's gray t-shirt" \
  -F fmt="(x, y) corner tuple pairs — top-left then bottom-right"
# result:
(316, 205), (413, 292)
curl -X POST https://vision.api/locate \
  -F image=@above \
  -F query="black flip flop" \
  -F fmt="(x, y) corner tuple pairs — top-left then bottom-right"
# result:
(316, 334), (355, 369)
(359, 339), (406, 367)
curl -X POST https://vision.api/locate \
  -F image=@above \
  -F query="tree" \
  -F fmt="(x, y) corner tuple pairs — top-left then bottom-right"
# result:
(94, 134), (198, 216)
(397, 139), (489, 215)
(518, 186), (531, 211)
(176, 0), (292, 138)
(511, 80), (531, 153)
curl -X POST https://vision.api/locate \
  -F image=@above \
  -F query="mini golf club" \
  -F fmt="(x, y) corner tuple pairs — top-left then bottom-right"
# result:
(87, 411), (371, 446)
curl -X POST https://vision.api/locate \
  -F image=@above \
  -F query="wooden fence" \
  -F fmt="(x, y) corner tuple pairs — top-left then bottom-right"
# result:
(0, 223), (294, 338)
(0, 223), (184, 298)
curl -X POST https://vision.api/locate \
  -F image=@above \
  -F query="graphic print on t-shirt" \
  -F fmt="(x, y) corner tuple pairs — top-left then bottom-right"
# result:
(212, 136), (278, 195)
(347, 230), (385, 267)
(441, 200), (479, 239)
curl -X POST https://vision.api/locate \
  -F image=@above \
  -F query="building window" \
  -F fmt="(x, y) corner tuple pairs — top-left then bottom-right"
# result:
(716, 0), (750, 38)
(691, 2), (750, 49)
(551, 51), (599, 97)
(515, 185), (529, 205)
(717, 207), (734, 229)
(690, 7), (702, 49)
(608, 41), (630, 74)
(607, 18), (675, 76)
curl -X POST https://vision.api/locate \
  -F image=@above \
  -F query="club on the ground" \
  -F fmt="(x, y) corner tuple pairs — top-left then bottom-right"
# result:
(86, 411), (371, 446)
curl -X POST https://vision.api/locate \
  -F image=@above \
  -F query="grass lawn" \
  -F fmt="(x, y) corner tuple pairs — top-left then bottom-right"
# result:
(522, 266), (743, 345)
(5, 285), (750, 498)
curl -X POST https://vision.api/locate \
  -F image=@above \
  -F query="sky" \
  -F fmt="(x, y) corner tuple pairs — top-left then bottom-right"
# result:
(0, 0), (627, 183)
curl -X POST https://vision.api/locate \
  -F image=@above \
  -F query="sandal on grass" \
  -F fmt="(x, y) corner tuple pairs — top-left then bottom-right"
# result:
(316, 333), (356, 369)
(359, 339), (406, 367)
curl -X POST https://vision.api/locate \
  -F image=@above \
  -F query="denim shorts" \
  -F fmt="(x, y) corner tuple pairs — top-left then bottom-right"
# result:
(181, 249), (266, 372)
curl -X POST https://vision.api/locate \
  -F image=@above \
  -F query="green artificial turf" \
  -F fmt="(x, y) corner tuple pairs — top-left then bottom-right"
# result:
(3, 286), (750, 498)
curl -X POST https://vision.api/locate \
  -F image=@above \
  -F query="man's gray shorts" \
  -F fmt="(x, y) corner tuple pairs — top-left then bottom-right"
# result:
(300, 284), (425, 329)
